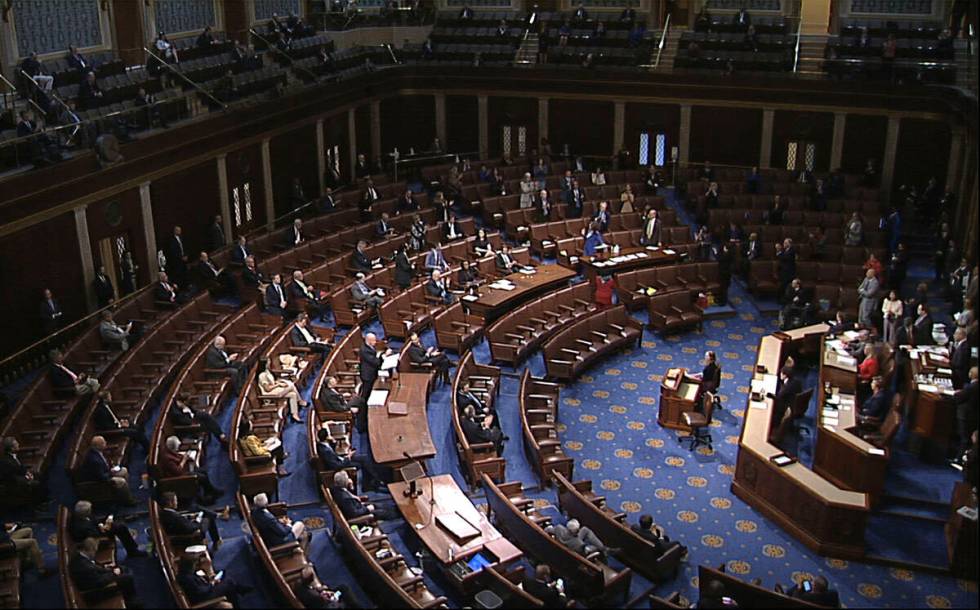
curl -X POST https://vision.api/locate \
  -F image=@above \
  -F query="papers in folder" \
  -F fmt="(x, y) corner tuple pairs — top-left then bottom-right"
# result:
(662, 249), (676, 255)
(489, 280), (516, 290)
(263, 437), (282, 452)
(462, 294), (479, 302)
(367, 389), (389, 407)
(381, 354), (400, 371)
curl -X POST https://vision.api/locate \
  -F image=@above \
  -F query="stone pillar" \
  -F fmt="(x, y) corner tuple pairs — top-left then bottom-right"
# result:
(347, 108), (357, 181)
(760, 108), (775, 169)
(74, 206), (97, 312)
(261, 138), (275, 229)
(139, 182), (158, 276)
(216, 155), (234, 242)
(829, 112), (847, 171)
(478, 95), (489, 159)
(538, 98), (549, 149)
(316, 118), (326, 196)
(434, 93), (447, 150)
(678, 104), (692, 167)
(880, 116), (901, 200)
(613, 102), (626, 158)
(370, 100), (381, 160)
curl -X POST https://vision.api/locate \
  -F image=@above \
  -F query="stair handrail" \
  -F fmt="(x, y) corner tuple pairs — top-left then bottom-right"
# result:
(792, 16), (803, 73)
(143, 47), (228, 110)
(654, 12), (672, 68)
(247, 29), (320, 82)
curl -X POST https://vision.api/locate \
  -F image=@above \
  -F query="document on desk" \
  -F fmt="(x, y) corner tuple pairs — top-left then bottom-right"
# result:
(867, 447), (886, 456)
(381, 354), (400, 371)
(462, 294), (479, 302)
(367, 389), (389, 407)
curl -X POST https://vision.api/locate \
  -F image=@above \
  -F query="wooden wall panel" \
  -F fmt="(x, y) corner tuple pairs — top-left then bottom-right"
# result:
(841, 114), (887, 174)
(221, 0), (250, 42)
(895, 118), (952, 192)
(624, 102), (680, 168)
(0, 213), (84, 359)
(85, 188), (148, 293)
(355, 104), (372, 164)
(690, 106), (763, 167)
(446, 95), (479, 156)
(487, 96), (538, 159)
(771, 111), (835, 172)
(111, 0), (145, 66)
(270, 123), (318, 218)
(149, 161), (221, 260)
(548, 99), (614, 158)
(380, 95), (436, 156)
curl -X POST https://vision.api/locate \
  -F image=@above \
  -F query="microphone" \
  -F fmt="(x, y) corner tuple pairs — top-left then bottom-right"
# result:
(402, 451), (412, 460)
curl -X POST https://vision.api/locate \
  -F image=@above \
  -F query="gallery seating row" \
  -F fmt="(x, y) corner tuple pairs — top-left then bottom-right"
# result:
(680, 30), (795, 53)
(322, 483), (448, 608)
(554, 472), (684, 583)
(0, 284), (177, 478)
(58, 506), (127, 609)
(699, 194), (882, 217)
(542, 305), (643, 381)
(725, 221), (886, 253)
(616, 262), (722, 311)
(66, 294), (235, 504)
(648, 291), (705, 335)
(487, 282), (599, 366)
(380, 283), (443, 340)
(450, 351), (505, 487)
(482, 475), (633, 604)
(748, 260), (870, 299)
(518, 369), (575, 487)
(679, 167), (877, 194)
(674, 49), (794, 72)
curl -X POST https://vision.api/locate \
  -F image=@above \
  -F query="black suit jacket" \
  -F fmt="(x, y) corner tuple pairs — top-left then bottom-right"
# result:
(154, 282), (177, 303)
(243, 266), (264, 288)
(330, 486), (369, 519)
(461, 415), (493, 445)
(394, 251), (414, 287)
(93, 274), (114, 305)
(774, 377), (802, 420)
(164, 235), (186, 266)
(205, 346), (231, 370)
(251, 507), (293, 546)
(524, 577), (564, 608)
(0, 454), (29, 483)
(316, 441), (352, 471)
(950, 340), (971, 388)
(913, 315), (934, 346)
(319, 387), (349, 412)
(359, 344), (381, 383)
(69, 552), (115, 591)
(352, 249), (372, 271)
(207, 223), (225, 251)
(160, 507), (201, 536)
(265, 283), (286, 310)
(78, 449), (112, 483)
(231, 244), (251, 265)
(69, 512), (104, 542)
(291, 325), (320, 348)
(456, 389), (487, 413)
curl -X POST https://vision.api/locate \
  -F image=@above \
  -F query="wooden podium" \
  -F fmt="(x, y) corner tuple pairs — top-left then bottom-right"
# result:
(658, 367), (702, 430)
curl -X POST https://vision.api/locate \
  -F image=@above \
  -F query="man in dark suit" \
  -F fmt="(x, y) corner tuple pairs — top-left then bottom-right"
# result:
(295, 566), (360, 609)
(154, 271), (179, 307)
(315, 428), (386, 491)
(564, 179), (586, 219)
(205, 335), (247, 392)
(329, 470), (398, 520)
(319, 376), (353, 413)
(78, 71), (106, 110)
(0, 437), (44, 504)
(406, 331), (452, 384)
(495, 245), (521, 275)
(443, 214), (465, 242)
(39, 288), (64, 335)
(92, 391), (148, 453)
(354, 153), (371, 178)
(164, 225), (189, 286)
(631, 514), (687, 558)
(360, 179), (379, 221)
(397, 189), (418, 215)
(230, 235), (251, 265)
(352, 240), (376, 272)
(456, 379), (493, 418)
(159, 435), (223, 505)
(318, 187), (336, 214)
(426, 270), (455, 305)
(949, 328), (970, 389)
(250, 492), (310, 550)
(640, 209), (662, 246)
(784, 575), (840, 608)
(461, 404), (504, 455)
(770, 366), (802, 425)
(775, 238), (797, 302)
(375, 212), (395, 238)
(177, 552), (249, 607)
(192, 251), (227, 295)
(207, 215), (226, 252)
(69, 537), (141, 607)
(858, 376), (890, 420)
(66, 45), (92, 73)
(283, 218), (304, 249)
(913, 304), (934, 346)
(358, 333), (389, 401)
(241, 255), (265, 291)
(70, 499), (145, 557)
(92, 266), (115, 308)
(953, 367), (978, 461)
(77, 437), (134, 506)
(393, 245), (415, 289)
(158, 492), (223, 548)
(523, 564), (568, 607)
(170, 393), (228, 447)
(264, 273), (288, 318)
(288, 270), (327, 321)
(291, 313), (331, 353)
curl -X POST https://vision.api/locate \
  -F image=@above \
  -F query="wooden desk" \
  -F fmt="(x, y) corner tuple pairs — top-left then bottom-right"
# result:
(368, 372), (436, 466)
(580, 246), (679, 280)
(945, 481), (978, 580)
(733, 324), (871, 559)
(904, 347), (958, 453)
(389, 475), (522, 593)
(658, 367), (701, 431)
(465, 265), (577, 322)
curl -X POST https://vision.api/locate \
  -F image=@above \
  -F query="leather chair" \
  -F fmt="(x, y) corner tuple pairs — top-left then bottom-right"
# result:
(678, 393), (716, 451)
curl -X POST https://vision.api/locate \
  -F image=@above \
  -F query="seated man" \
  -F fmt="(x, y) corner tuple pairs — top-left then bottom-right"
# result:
(630, 514), (687, 558)
(250, 492), (310, 551)
(315, 427), (386, 492)
(548, 519), (616, 560)
(170, 393), (228, 447)
(154, 271), (180, 306)
(69, 537), (141, 607)
(98, 310), (135, 351)
(49, 349), (100, 396)
(443, 214), (465, 242)
(406, 331), (452, 384)
(523, 564), (569, 608)
(352, 240), (380, 272)
(456, 380), (494, 420)
(288, 271), (328, 322)
(205, 335), (248, 393)
(1, 522), (45, 575)
(858, 376), (890, 420)
(350, 274), (384, 311)
(328, 471), (399, 521)
(177, 552), (250, 608)
(77, 436), (136, 506)
(92, 391), (149, 453)
(0, 437), (45, 505)
(460, 404), (503, 455)
(70, 500), (146, 558)
(779, 575), (840, 608)
(397, 189), (419, 214)
(291, 313), (331, 354)
(295, 565), (361, 609)
(426, 269), (455, 305)
(193, 252), (232, 296)
(158, 491), (224, 549)
(160, 435), (224, 505)
(495, 245), (521, 275)
(375, 212), (395, 238)
(264, 273), (288, 318)
(781, 278), (812, 328)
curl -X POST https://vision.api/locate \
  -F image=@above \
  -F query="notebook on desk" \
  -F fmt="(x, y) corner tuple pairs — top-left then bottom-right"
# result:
(387, 401), (408, 415)
(436, 512), (481, 541)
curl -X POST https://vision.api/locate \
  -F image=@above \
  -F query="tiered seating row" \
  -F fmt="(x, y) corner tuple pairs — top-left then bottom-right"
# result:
(518, 369), (574, 487)
(450, 351), (504, 486)
(541, 305), (643, 381)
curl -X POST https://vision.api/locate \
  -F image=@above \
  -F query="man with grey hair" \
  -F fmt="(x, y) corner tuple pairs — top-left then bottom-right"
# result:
(205, 335), (247, 392)
(77, 435), (136, 506)
(69, 536), (141, 606)
(548, 519), (617, 560)
(350, 272), (385, 312)
(250, 492), (310, 551)
(70, 499), (145, 557)
(160, 435), (223, 506)
(328, 470), (398, 521)
(357, 332), (390, 401)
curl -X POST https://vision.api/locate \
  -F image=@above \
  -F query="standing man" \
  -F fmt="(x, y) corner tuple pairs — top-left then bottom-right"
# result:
(358, 333), (390, 401)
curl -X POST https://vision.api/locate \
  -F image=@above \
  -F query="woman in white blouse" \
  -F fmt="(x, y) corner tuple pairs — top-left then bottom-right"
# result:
(591, 167), (607, 186)
(881, 289), (903, 345)
(257, 357), (307, 423)
(519, 172), (535, 209)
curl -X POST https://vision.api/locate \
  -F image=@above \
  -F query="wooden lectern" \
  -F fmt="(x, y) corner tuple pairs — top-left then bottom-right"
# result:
(659, 367), (702, 430)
